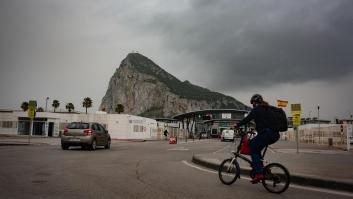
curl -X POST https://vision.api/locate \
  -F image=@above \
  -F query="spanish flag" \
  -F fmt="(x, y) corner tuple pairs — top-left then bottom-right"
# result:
(277, 99), (288, 108)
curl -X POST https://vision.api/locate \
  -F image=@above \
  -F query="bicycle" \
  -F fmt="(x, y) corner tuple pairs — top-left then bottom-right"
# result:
(218, 129), (290, 194)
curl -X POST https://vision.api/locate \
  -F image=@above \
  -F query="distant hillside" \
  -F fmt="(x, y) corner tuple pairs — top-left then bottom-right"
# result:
(100, 53), (249, 118)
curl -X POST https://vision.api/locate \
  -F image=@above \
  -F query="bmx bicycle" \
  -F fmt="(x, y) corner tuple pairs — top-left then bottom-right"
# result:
(218, 129), (290, 194)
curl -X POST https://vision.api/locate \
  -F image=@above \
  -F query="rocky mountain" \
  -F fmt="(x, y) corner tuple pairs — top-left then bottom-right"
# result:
(100, 53), (249, 118)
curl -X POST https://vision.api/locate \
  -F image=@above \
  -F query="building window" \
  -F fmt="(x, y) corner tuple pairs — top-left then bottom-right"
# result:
(133, 125), (146, 132)
(1, 121), (14, 128)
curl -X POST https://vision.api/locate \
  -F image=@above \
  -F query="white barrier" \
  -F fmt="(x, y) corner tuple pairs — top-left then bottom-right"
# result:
(280, 124), (352, 150)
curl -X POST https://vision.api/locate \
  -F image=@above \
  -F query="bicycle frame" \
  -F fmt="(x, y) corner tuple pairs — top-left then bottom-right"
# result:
(231, 130), (269, 168)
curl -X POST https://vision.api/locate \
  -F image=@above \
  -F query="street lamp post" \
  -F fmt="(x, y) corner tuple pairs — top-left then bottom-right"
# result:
(45, 97), (49, 112)
(317, 104), (321, 144)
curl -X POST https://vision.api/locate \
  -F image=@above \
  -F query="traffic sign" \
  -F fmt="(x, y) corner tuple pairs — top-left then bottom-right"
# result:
(292, 113), (301, 126)
(28, 109), (35, 120)
(29, 100), (37, 109)
(28, 100), (37, 120)
(291, 103), (301, 126)
(291, 103), (301, 112)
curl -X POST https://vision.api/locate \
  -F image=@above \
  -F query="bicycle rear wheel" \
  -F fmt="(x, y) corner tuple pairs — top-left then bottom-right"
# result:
(218, 158), (240, 185)
(262, 163), (290, 194)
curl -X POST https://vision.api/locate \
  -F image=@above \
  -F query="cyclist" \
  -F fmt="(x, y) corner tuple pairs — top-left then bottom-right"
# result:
(234, 94), (280, 183)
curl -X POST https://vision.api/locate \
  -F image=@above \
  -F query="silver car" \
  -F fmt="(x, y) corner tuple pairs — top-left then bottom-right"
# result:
(61, 122), (111, 150)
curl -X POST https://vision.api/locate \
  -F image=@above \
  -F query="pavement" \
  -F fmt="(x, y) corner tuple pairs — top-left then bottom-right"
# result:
(2, 135), (352, 193)
(0, 135), (61, 146)
(192, 140), (353, 193)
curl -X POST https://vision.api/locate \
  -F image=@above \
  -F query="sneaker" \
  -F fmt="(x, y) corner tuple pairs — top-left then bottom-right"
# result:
(250, 173), (264, 184)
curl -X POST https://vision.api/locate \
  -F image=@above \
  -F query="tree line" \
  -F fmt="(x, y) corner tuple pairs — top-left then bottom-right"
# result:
(20, 98), (124, 114)
(20, 97), (93, 114)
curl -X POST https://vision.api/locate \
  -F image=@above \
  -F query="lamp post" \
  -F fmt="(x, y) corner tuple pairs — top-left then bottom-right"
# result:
(45, 97), (49, 112)
(317, 104), (320, 144)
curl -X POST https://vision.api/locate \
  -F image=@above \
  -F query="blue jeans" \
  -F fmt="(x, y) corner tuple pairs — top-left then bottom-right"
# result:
(250, 128), (280, 174)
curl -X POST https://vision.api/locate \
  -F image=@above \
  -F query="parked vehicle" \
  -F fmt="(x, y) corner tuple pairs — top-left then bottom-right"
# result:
(221, 129), (235, 141)
(210, 128), (219, 138)
(61, 122), (111, 150)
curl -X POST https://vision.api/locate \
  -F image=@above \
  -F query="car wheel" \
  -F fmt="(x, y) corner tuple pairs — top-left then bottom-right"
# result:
(61, 144), (69, 150)
(90, 139), (97, 150)
(105, 139), (111, 149)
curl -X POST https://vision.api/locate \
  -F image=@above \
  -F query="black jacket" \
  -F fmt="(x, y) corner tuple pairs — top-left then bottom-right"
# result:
(237, 105), (272, 133)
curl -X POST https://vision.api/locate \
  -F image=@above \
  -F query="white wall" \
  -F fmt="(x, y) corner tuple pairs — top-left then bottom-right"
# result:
(0, 112), (18, 135)
(107, 114), (158, 140)
(0, 111), (158, 139)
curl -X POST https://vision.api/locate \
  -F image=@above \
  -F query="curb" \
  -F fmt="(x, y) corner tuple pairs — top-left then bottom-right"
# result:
(112, 139), (146, 142)
(0, 141), (51, 146)
(0, 142), (30, 146)
(192, 154), (353, 193)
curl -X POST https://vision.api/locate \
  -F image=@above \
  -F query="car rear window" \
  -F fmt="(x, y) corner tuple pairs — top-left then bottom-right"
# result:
(67, 122), (89, 129)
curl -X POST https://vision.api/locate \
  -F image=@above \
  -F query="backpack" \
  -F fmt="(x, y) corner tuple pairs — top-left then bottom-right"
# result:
(266, 106), (288, 132)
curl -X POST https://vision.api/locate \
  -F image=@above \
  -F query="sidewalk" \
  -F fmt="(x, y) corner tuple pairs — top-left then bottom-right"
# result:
(0, 135), (61, 146)
(192, 140), (353, 193)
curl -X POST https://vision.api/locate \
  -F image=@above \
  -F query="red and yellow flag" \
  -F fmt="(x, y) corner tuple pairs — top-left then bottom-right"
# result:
(277, 99), (288, 108)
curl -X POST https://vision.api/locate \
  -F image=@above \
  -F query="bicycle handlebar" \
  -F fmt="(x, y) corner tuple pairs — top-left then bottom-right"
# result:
(236, 128), (256, 137)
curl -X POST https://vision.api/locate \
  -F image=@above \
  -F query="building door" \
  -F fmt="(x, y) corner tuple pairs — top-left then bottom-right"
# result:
(48, 122), (54, 137)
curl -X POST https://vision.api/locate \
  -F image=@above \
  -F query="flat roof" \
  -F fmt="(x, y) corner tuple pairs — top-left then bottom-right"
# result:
(155, 118), (179, 122)
(173, 109), (249, 120)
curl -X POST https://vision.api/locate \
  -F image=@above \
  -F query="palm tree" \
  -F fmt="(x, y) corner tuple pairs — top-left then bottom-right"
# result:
(115, 104), (124, 114)
(21, 102), (29, 111)
(52, 100), (60, 112)
(36, 107), (44, 112)
(66, 102), (75, 113)
(65, 103), (75, 113)
(82, 97), (93, 114)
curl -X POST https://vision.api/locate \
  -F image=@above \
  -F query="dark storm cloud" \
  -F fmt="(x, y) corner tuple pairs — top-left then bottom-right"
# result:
(146, 0), (353, 90)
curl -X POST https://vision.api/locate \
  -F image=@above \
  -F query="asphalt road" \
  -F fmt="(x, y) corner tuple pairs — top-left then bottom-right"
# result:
(0, 140), (352, 199)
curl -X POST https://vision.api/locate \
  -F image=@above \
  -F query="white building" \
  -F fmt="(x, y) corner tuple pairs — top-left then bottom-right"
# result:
(0, 110), (159, 140)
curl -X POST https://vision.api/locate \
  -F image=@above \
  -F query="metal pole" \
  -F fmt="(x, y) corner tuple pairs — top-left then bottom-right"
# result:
(295, 126), (299, 153)
(28, 119), (33, 144)
(318, 104), (320, 144)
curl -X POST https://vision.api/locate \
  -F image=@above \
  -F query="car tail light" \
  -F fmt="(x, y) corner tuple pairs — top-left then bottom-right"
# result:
(63, 128), (68, 136)
(83, 129), (93, 135)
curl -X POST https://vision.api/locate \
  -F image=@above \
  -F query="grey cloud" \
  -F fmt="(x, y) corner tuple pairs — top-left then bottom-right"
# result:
(1, 0), (352, 120)
(142, 0), (353, 90)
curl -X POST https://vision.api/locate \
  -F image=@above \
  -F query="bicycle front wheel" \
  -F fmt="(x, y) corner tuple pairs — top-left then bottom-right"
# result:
(218, 158), (240, 185)
(262, 163), (290, 194)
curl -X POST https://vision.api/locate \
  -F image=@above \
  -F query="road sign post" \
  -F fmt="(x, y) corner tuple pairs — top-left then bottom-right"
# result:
(28, 101), (37, 144)
(291, 104), (301, 154)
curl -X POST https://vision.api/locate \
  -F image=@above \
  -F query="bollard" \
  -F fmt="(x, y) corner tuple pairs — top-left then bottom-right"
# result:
(328, 138), (333, 146)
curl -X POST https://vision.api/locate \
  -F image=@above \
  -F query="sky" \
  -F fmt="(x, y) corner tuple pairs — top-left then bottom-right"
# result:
(1, 0), (353, 121)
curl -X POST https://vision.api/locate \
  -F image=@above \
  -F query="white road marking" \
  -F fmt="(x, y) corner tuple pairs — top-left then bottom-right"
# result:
(182, 160), (217, 174)
(267, 147), (276, 153)
(168, 147), (189, 151)
(182, 160), (353, 197)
